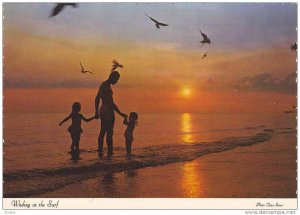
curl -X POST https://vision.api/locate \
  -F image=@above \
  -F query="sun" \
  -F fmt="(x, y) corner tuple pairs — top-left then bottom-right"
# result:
(181, 87), (192, 98)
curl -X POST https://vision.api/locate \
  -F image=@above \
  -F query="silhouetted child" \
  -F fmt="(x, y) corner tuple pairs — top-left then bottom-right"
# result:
(59, 102), (95, 159)
(123, 112), (138, 155)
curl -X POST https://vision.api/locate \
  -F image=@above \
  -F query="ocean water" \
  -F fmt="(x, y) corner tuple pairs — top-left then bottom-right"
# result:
(3, 112), (296, 197)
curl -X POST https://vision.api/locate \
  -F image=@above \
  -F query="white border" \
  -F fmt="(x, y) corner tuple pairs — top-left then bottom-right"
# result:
(1, 1), (299, 214)
(2, 198), (298, 210)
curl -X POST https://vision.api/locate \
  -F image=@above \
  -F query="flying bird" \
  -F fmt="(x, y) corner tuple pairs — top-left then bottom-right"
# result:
(79, 61), (94, 74)
(202, 52), (208, 59)
(145, 13), (168, 29)
(49, 3), (78, 18)
(291, 42), (297, 52)
(111, 59), (124, 72)
(199, 30), (211, 47)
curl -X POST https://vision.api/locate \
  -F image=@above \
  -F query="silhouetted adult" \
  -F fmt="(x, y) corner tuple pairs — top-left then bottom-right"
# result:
(95, 71), (126, 157)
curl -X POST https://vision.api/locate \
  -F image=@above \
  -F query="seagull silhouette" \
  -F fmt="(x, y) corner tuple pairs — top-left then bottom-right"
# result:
(79, 61), (94, 74)
(111, 59), (123, 72)
(199, 30), (211, 47)
(291, 42), (297, 52)
(202, 52), (208, 59)
(49, 3), (78, 18)
(145, 13), (168, 29)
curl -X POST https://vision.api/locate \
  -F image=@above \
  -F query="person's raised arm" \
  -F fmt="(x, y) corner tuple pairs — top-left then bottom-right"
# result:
(94, 88), (101, 119)
(80, 114), (95, 123)
(59, 114), (72, 126)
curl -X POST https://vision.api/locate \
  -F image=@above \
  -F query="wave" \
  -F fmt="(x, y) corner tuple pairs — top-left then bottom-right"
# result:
(3, 130), (273, 198)
(4, 125), (266, 148)
(174, 125), (266, 135)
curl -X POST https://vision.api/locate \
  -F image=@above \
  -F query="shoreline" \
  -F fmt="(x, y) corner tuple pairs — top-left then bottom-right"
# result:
(29, 129), (296, 198)
(4, 130), (274, 198)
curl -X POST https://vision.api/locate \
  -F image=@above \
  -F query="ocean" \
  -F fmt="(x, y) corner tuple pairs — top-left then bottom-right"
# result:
(3, 112), (296, 197)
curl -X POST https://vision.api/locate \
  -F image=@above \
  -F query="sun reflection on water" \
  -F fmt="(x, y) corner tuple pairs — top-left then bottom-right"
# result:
(181, 113), (202, 197)
(181, 160), (202, 197)
(181, 113), (194, 143)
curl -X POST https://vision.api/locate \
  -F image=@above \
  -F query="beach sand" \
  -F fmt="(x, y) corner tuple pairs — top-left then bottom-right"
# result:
(33, 130), (296, 198)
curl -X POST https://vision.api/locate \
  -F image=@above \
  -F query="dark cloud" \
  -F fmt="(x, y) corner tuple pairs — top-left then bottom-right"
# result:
(235, 72), (296, 93)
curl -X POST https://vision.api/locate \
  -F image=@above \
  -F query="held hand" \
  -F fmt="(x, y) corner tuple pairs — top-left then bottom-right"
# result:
(121, 113), (127, 118)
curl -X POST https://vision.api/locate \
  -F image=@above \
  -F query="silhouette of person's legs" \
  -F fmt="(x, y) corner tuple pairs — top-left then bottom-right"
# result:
(125, 138), (132, 155)
(98, 123), (107, 156)
(106, 130), (113, 156)
(74, 133), (80, 153)
(70, 139), (75, 152)
(71, 133), (80, 159)
(106, 121), (114, 156)
(99, 115), (115, 157)
(70, 133), (76, 152)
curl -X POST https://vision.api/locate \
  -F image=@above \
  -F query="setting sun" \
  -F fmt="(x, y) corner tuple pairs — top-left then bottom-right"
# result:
(181, 87), (192, 98)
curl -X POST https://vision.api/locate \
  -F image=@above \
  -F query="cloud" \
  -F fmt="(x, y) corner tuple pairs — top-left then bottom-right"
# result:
(235, 72), (296, 93)
(3, 75), (179, 90)
(4, 79), (100, 88)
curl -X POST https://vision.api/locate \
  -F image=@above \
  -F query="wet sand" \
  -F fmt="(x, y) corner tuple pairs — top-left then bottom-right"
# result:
(33, 131), (296, 198)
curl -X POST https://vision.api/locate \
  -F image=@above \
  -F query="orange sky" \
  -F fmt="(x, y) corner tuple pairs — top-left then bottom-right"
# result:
(4, 29), (296, 88)
(4, 29), (297, 113)
(3, 3), (297, 114)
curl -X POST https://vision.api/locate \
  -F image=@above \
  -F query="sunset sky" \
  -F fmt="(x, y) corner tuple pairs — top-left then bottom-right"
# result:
(3, 3), (297, 113)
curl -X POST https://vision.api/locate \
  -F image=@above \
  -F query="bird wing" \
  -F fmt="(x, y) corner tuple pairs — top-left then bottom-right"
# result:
(199, 30), (208, 40)
(145, 13), (159, 24)
(113, 59), (123, 68)
(65, 3), (78, 7)
(111, 64), (117, 72)
(202, 32), (208, 40)
(79, 61), (84, 71)
(149, 16), (158, 23)
(113, 59), (119, 65)
(50, 3), (65, 17)
(158, 22), (168, 26)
